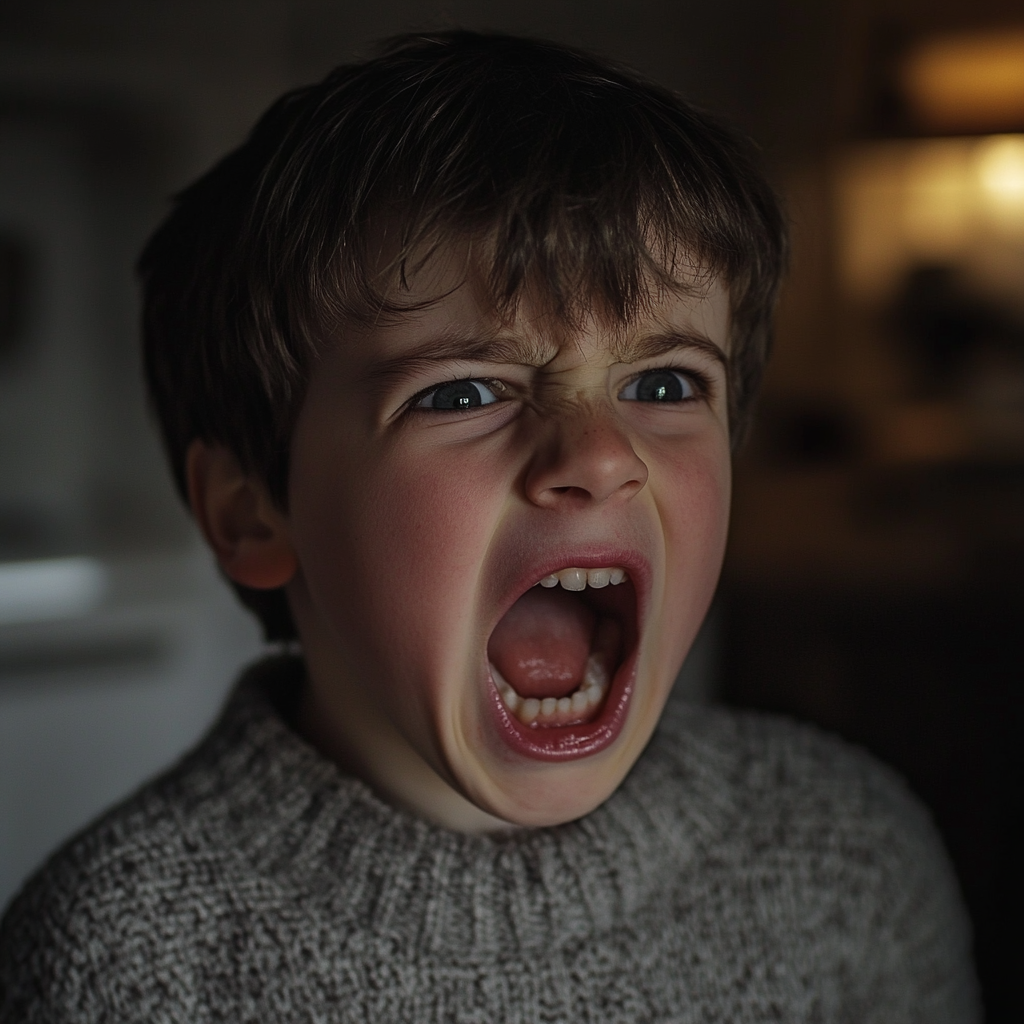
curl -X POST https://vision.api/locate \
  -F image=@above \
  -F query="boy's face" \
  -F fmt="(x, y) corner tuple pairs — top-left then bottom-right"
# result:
(285, 243), (732, 828)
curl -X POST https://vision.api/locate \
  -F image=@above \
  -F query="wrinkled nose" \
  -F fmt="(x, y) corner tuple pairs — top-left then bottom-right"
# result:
(524, 408), (649, 509)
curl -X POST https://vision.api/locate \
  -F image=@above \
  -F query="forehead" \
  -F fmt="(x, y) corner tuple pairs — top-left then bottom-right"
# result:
(347, 239), (731, 369)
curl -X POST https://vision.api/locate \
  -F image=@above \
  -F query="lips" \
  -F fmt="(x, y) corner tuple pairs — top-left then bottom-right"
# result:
(484, 551), (646, 762)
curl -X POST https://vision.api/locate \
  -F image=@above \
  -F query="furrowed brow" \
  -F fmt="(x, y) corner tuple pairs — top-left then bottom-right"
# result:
(364, 332), (552, 390)
(612, 330), (728, 367)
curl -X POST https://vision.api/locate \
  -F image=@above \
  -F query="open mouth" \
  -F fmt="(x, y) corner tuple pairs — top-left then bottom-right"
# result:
(486, 563), (640, 760)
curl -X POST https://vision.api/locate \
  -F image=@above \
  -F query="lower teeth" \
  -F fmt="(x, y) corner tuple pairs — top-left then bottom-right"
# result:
(493, 653), (609, 726)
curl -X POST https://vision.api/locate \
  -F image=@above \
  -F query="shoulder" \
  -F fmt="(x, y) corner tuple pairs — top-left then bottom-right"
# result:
(0, 656), (321, 1022)
(655, 695), (943, 851)
(651, 699), (981, 1022)
(1, 782), (191, 1019)
(0, 713), (258, 1021)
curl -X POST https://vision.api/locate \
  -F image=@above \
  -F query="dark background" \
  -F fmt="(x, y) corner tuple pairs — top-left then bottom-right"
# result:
(1, 1), (1021, 1018)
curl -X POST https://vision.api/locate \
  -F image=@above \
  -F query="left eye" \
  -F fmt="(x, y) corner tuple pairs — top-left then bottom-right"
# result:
(618, 370), (695, 403)
(414, 379), (500, 410)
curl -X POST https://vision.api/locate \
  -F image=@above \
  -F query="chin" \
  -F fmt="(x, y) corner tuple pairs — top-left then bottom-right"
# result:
(460, 674), (672, 828)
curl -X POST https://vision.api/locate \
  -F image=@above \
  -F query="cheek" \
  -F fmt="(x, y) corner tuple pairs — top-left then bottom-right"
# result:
(651, 435), (731, 635)
(649, 423), (730, 525)
(369, 450), (507, 592)
(293, 437), (515, 668)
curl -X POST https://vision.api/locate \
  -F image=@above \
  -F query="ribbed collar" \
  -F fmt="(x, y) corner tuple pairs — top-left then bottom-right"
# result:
(173, 655), (740, 959)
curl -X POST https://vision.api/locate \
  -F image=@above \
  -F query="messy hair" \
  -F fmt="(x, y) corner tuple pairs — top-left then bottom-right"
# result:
(140, 30), (788, 640)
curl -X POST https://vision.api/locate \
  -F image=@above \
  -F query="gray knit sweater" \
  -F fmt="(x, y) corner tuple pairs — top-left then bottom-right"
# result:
(0, 656), (980, 1023)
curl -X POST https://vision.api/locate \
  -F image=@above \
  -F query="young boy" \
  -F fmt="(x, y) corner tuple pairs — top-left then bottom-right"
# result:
(0, 31), (979, 1022)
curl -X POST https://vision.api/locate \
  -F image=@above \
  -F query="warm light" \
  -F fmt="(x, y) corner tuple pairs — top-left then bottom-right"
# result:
(978, 136), (1024, 199)
(837, 135), (1024, 302)
(903, 140), (973, 255)
(901, 30), (1024, 132)
(975, 135), (1024, 234)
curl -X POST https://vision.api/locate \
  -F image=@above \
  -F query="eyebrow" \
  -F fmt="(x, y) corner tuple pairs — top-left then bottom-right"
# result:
(610, 329), (728, 367)
(363, 325), (727, 392)
(362, 331), (554, 391)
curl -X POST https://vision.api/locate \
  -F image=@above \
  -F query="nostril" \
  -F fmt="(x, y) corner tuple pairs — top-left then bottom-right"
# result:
(540, 485), (596, 506)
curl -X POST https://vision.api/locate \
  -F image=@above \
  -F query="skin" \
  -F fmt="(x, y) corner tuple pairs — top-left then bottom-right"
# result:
(188, 243), (733, 831)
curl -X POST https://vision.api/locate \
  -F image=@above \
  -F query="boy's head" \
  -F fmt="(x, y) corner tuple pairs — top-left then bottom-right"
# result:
(140, 32), (786, 829)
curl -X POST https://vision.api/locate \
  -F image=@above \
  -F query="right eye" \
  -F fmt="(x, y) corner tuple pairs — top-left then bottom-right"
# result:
(413, 379), (500, 411)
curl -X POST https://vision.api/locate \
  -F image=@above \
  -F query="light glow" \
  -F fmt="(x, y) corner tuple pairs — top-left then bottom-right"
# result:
(837, 135), (1024, 301)
(978, 136), (1024, 200)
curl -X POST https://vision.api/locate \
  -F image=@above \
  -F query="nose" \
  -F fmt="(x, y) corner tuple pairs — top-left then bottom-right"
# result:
(524, 407), (649, 509)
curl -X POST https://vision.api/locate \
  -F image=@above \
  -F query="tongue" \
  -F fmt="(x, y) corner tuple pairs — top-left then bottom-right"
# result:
(488, 587), (596, 699)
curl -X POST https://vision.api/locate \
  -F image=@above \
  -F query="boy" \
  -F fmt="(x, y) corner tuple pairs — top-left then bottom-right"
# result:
(0, 31), (979, 1022)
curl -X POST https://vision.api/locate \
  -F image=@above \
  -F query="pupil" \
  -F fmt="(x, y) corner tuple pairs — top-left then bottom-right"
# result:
(638, 371), (683, 402)
(435, 381), (481, 409)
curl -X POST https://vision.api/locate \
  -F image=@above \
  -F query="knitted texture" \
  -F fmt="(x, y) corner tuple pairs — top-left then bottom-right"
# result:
(0, 656), (980, 1023)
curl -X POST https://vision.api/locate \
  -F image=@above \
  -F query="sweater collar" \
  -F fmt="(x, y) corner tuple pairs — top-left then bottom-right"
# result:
(188, 655), (739, 957)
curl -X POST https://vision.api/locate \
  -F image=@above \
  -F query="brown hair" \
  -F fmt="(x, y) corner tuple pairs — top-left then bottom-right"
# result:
(139, 30), (788, 640)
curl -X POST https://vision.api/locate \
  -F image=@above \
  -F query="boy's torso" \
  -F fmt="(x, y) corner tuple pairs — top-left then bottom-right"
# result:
(0, 656), (979, 1024)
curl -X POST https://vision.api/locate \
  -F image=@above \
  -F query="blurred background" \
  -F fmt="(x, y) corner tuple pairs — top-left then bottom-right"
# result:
(0, 0), (1021, 1017)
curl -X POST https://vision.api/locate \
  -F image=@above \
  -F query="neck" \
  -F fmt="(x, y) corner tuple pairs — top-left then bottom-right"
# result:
(295, 681), (516, 834)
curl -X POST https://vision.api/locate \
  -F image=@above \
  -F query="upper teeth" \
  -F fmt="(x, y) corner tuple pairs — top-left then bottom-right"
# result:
(537, 567), (627, 591)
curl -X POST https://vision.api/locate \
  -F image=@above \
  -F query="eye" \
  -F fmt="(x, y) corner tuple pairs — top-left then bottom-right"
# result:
(413, 378), (500, 411)
(618, 369), (696, 403)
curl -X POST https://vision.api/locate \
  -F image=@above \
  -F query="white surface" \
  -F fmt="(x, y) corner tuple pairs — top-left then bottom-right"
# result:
(0, 557), (108, 625)
(0, 546), (263, 912)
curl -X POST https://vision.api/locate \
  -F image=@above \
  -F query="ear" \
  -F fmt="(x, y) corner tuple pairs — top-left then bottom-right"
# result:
(185, 440), (298, 590)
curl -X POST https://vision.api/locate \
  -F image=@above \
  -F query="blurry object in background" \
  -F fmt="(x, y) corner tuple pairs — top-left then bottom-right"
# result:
(865, 25), (1024, 138)
(838, 135), (1024, 311)
(0, 230), (31, 363)
(0, 109), (193, 563)
(891, 264), (1014, 388)
(967, 349), (1024, 456)
(873, 399), (974, 463)
(890, 263), (1024, 456)
(900, 29), (1024, 135)
(0, 556), (107, 626)
(836, 133), (1024, 466)
(757, 399), (861, 468)
(0, 117), (97, 561)
(979, 134), (1024, 225)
